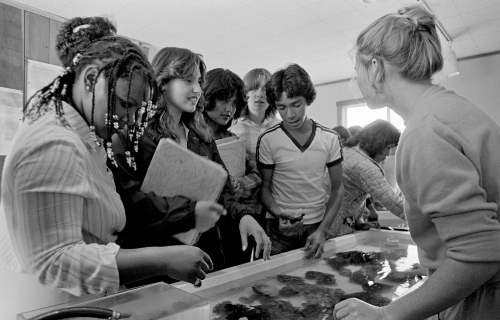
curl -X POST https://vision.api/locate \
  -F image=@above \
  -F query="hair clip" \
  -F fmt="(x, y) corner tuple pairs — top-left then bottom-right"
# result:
(72, 53), (82, 66)
(73, 24), (91, 34)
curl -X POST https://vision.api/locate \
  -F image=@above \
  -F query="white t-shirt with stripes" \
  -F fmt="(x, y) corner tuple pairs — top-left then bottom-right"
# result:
(257, 120), (343, 225)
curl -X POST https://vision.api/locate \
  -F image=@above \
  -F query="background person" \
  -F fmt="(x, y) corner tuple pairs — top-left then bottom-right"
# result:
(332, 125), (352, 145)
(229, 68), (280, 164)
(202, 68), (269, 263)
(328, 120), (405, 238)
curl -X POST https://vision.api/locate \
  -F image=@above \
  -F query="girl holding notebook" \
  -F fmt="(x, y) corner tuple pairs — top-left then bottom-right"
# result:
(110, 48), (271, 279)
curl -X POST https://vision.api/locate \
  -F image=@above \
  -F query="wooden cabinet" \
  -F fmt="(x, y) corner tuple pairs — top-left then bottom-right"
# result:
(25, 11), (62, 66)
(0, 2), (23, 90)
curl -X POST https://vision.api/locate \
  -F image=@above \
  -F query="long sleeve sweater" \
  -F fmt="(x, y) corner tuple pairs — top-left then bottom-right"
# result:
(396, 85), (500, 279)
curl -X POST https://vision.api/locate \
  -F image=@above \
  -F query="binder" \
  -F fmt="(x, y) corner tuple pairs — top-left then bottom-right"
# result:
(216, 136), (246, 178)
(141, 138), (228, 245)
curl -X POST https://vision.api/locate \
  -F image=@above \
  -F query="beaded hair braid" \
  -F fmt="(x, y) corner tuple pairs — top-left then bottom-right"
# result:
(24, 18), (157, 170)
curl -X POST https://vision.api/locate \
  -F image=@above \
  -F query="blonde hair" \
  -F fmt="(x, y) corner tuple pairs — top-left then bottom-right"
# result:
(356, 5), (443, 83)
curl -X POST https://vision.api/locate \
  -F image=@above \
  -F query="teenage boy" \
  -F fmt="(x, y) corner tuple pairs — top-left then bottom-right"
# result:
(256, 63), (344, 258)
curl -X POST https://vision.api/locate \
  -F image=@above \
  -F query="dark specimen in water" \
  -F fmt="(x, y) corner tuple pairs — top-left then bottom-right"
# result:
(252, 284), (279, 297)
(362, 282), (394, 294)
(213, 299), (326, 320)
(305, 271), (337, 285)
(279, 285), (300, 297)
(338, 267), (352, 277)
(213, 301), (266, 320)
(350, 268), (370, 285)
(336, 251), (384, 265)
(325, 256), (350, 270)
(276, 274), (305, 285)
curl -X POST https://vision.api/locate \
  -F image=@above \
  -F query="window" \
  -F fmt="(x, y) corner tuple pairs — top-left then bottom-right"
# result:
(343, 104), (405, 133)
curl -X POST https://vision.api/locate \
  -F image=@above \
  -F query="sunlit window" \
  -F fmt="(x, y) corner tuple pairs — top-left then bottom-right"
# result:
(345, 105), (405, 133)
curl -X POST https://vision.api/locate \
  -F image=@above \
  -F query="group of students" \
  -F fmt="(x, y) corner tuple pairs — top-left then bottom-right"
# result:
(0, 3), (499, 320)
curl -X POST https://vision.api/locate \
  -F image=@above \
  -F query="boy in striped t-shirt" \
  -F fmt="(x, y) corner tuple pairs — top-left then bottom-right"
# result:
(257, 64), (344, 258)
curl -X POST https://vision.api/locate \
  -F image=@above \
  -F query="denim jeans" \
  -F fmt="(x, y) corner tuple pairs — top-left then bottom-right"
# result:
(267, 218), (321, 255)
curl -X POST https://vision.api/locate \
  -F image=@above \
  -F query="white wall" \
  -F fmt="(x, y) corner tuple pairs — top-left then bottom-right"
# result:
(311, 52), (500, 127)
(440, 53), (500, 125)
(309, 80), (352, 128)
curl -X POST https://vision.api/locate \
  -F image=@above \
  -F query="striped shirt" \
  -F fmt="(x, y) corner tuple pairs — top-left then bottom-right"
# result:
(327, 146), (404, 237)
(229, 116), (281, 164)
(0, 102), (124, 296)
(257, 120), (343, 224)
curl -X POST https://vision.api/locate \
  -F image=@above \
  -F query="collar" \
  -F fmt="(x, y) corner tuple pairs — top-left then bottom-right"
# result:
(62, 102), (103, 149)
(404, 85), (443, 126)
(351, 145), (384, 173)
(239, 115), (275, 127)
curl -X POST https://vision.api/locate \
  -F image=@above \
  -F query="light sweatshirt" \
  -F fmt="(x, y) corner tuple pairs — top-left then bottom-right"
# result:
(396, 85), (500, 280)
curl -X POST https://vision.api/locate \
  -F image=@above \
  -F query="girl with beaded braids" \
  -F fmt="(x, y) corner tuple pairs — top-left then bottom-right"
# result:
(110, 48), (270, 274)
(333, 4), (500, 320)
(0, 17), (214, 305)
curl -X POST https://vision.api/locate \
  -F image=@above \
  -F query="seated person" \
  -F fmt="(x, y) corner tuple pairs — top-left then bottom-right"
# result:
(328, 120), (405, 238)
(202, 68), (267, 263)
(257, 63), (344, 258)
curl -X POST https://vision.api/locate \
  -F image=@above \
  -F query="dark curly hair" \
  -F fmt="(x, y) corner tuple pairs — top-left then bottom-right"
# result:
(24, 16), (156, 168)
(147, 47), (212, 143)
(265, 63), (316, 109)
(203, 68), (246, 132)
(333, 125), (352, 145)
(345, 120), (400, 158)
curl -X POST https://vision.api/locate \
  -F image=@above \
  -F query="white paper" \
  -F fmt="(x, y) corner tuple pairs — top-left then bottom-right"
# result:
(0, 87), (23, 155)
(26, 60), (63, 100)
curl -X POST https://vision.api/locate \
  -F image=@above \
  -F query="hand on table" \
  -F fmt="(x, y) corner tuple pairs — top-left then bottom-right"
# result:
(302, 229), (326, 259)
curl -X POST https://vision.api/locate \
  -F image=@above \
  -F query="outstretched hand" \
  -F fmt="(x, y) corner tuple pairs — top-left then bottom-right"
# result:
(239, 215), (272, 260)
(163, 245), (213, 285)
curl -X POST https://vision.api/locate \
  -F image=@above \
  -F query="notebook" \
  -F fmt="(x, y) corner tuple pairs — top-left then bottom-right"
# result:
(216, 136), (246, 178)
(141, 138), (228, 245)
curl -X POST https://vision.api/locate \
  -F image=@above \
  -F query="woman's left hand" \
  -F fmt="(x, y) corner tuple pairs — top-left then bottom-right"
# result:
(239, 215), (272, 260)
(333, 298), (386, 320)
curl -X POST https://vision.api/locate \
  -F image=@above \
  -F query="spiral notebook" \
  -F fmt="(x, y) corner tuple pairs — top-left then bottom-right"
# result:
(141, 138), (228, 245)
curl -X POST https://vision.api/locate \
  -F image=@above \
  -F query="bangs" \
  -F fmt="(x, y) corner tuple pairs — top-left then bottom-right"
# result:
(214, 88), (236, 102)
(244, 68), (271, 91)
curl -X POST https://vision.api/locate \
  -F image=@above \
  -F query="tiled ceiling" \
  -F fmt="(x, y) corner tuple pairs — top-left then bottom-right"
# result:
(11, 0), (500, 84)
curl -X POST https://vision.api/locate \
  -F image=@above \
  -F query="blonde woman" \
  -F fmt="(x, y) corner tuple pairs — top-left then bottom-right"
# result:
(333, 5), (500, 320)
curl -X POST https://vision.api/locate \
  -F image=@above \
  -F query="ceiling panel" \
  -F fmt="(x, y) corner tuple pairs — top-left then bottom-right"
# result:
(460, 4), (500, 25)
(10, 0), (500, 85)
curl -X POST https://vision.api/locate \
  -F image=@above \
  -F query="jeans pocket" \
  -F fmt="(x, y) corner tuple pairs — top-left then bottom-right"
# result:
(278, 218), (304, 237)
